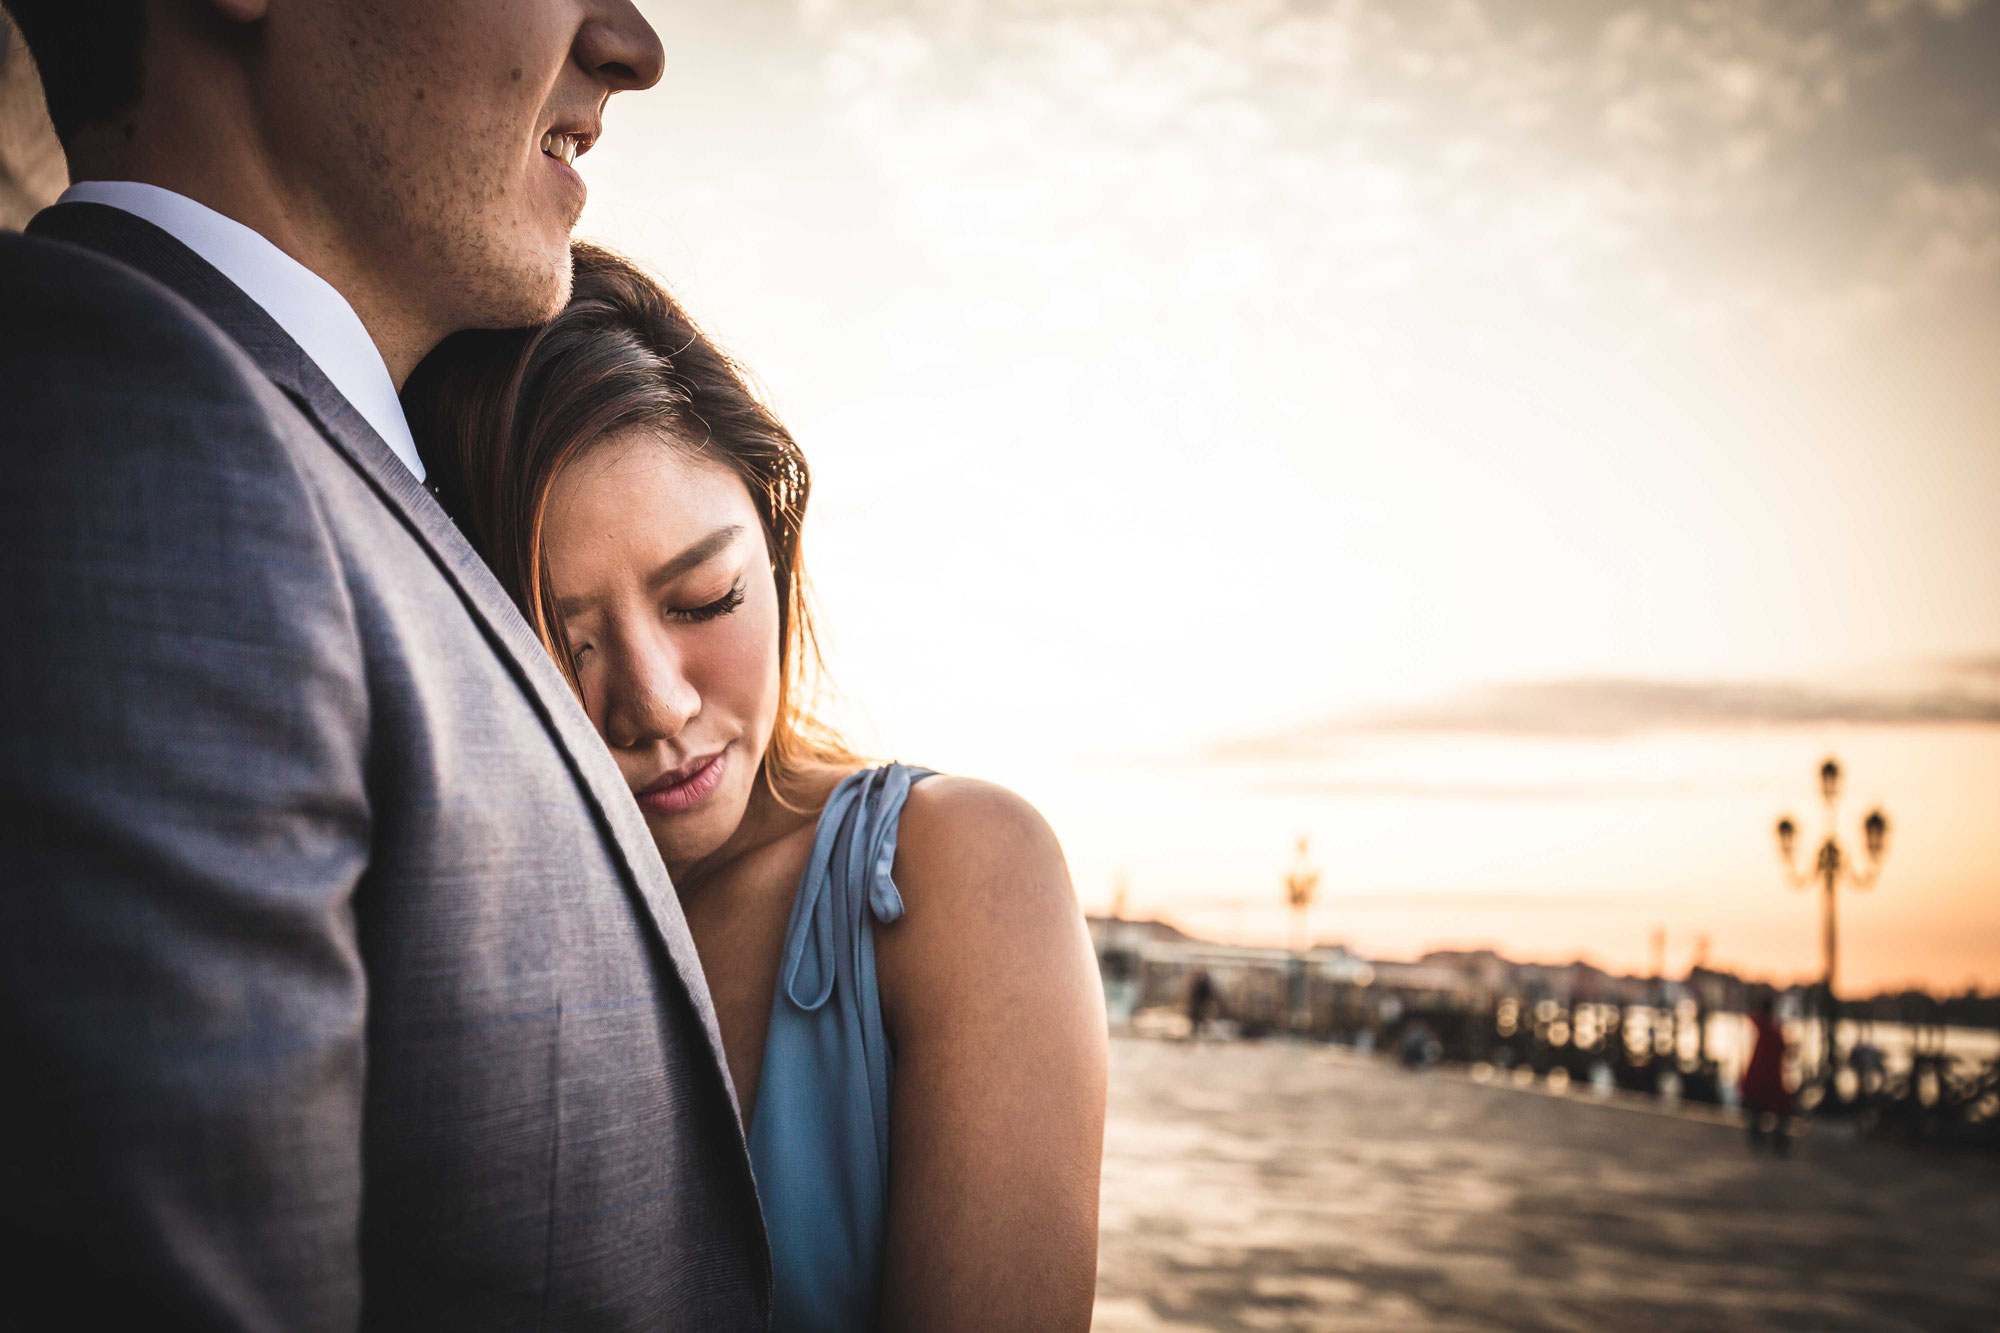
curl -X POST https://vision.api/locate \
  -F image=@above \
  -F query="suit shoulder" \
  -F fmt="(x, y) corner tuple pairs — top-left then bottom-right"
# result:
(0, 226), (275, 417)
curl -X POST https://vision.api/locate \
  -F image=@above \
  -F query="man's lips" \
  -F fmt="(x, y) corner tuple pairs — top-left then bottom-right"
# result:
(636, 749), (729, 816)
(537, 123), (599, 209)
(539, 127), (597, 165)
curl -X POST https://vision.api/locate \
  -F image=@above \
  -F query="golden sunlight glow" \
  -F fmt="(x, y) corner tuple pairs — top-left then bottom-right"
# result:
(581, 0), (2000, 991)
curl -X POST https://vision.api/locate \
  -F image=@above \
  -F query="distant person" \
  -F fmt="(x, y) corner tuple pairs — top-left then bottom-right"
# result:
(403, 244), (1109, 1331)
(1741, 993), (1794, 1154)
(1399, 1019), (1439, 1069)
(1187, 967), (1218, 1039)
(0, 0), (770, 1324)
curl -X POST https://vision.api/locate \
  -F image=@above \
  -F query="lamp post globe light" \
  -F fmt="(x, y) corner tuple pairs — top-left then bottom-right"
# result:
(1774, 756), (1891, 1088)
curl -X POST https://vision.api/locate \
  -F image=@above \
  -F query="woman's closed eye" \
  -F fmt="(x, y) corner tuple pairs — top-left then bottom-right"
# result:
(562, 579), (745, 662)
(670, 580), (746, 625)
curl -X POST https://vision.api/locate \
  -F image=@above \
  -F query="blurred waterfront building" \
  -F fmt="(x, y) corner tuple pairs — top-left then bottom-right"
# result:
(1087, 912), (1999, 1140)
(1090, 915), (1371, 1036)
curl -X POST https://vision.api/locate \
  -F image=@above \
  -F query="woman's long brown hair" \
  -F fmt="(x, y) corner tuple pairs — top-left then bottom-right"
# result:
(403, 242), (853, 805)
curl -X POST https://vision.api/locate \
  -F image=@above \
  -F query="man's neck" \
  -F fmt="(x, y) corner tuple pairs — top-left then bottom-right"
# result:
(67, 141), (438, 387)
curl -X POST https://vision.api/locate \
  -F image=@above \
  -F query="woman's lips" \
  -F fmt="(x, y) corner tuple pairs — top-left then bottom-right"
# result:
(636, 749), (728, 816)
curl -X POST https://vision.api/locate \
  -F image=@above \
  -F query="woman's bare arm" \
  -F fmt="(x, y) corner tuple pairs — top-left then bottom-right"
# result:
(877, 777), (1108, 1331)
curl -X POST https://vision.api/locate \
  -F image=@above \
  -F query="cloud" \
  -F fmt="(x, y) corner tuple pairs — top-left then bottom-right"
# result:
(1216, 674), (2000, 756)
(803, 0), (2000, 355)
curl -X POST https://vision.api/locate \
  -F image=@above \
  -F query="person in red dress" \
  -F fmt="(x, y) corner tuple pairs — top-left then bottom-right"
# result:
(1741, 991), (1794, 1154)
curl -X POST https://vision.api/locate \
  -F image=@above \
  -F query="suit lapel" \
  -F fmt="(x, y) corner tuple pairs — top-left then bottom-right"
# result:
(28, 202), (738, 1107)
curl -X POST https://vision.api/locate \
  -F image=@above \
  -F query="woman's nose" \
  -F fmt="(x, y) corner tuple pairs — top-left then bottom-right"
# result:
(602, 634), (699, 751)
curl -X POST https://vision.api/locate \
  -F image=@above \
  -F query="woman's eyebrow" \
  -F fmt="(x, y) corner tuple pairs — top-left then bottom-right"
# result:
(554, 525), (745, 621)
(645, 524), (744, 592)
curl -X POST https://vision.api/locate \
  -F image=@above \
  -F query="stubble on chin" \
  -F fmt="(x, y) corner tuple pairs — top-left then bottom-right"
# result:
(332, 92), (576, 336)
(508, 239), (575, 327)
(414, 168), (578, 333)
(451, 227), (574, 331)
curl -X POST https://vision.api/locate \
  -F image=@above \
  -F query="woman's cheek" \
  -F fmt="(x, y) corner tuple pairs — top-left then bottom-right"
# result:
(748, 594), (786, 735)
(690, 604), (781, 725)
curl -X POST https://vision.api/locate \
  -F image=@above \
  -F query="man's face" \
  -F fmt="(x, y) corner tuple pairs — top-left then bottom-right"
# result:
(260, 0), (663, 335)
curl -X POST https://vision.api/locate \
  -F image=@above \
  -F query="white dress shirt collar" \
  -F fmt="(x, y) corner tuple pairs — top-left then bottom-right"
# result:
(57, 180), (426, 483)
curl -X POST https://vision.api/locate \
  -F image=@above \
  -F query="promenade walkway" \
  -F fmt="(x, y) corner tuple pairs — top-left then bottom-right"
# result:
(1095, 1035), (2000, 1331)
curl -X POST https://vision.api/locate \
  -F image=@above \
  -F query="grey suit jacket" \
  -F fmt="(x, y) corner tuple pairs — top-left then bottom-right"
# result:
(0, 204), (770, 1330)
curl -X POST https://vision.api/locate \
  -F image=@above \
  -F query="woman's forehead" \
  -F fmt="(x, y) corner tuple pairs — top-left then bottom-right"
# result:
(561, 429), (757, 514)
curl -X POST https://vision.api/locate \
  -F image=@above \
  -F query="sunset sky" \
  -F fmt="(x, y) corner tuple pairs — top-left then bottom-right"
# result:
(580, 0), (2000, 991)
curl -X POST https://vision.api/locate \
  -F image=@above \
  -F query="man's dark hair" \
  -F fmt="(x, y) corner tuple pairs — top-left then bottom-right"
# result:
(3, 1), (146, 143)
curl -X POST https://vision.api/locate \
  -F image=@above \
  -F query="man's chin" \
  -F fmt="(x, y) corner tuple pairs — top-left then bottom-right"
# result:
(528, 251), (575, 322)
(460, 246), (575, 331)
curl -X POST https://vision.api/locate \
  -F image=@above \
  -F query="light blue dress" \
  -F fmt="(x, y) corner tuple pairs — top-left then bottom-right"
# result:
(747, 763), (935, 1332)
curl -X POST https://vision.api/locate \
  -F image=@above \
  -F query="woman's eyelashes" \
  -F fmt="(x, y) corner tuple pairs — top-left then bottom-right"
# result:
(562, 578), (746, 662)
(669, 579), (746, 625)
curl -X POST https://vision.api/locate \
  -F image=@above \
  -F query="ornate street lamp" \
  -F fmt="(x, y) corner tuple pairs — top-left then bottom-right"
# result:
(1775, 756), (1890, 1080)
(1284, 836), (1321, 956)
(1283, 837), (1322, 1034)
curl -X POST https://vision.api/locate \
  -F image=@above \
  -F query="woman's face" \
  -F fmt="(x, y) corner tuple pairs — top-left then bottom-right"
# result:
(540, 429), (782, 872)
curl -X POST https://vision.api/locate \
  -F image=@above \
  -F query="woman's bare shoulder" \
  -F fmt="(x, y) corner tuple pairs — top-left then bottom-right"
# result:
(881, 773), (1093, 1032)
(894, 774), (1070, 908)
(876, 772), (1107, 1329)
